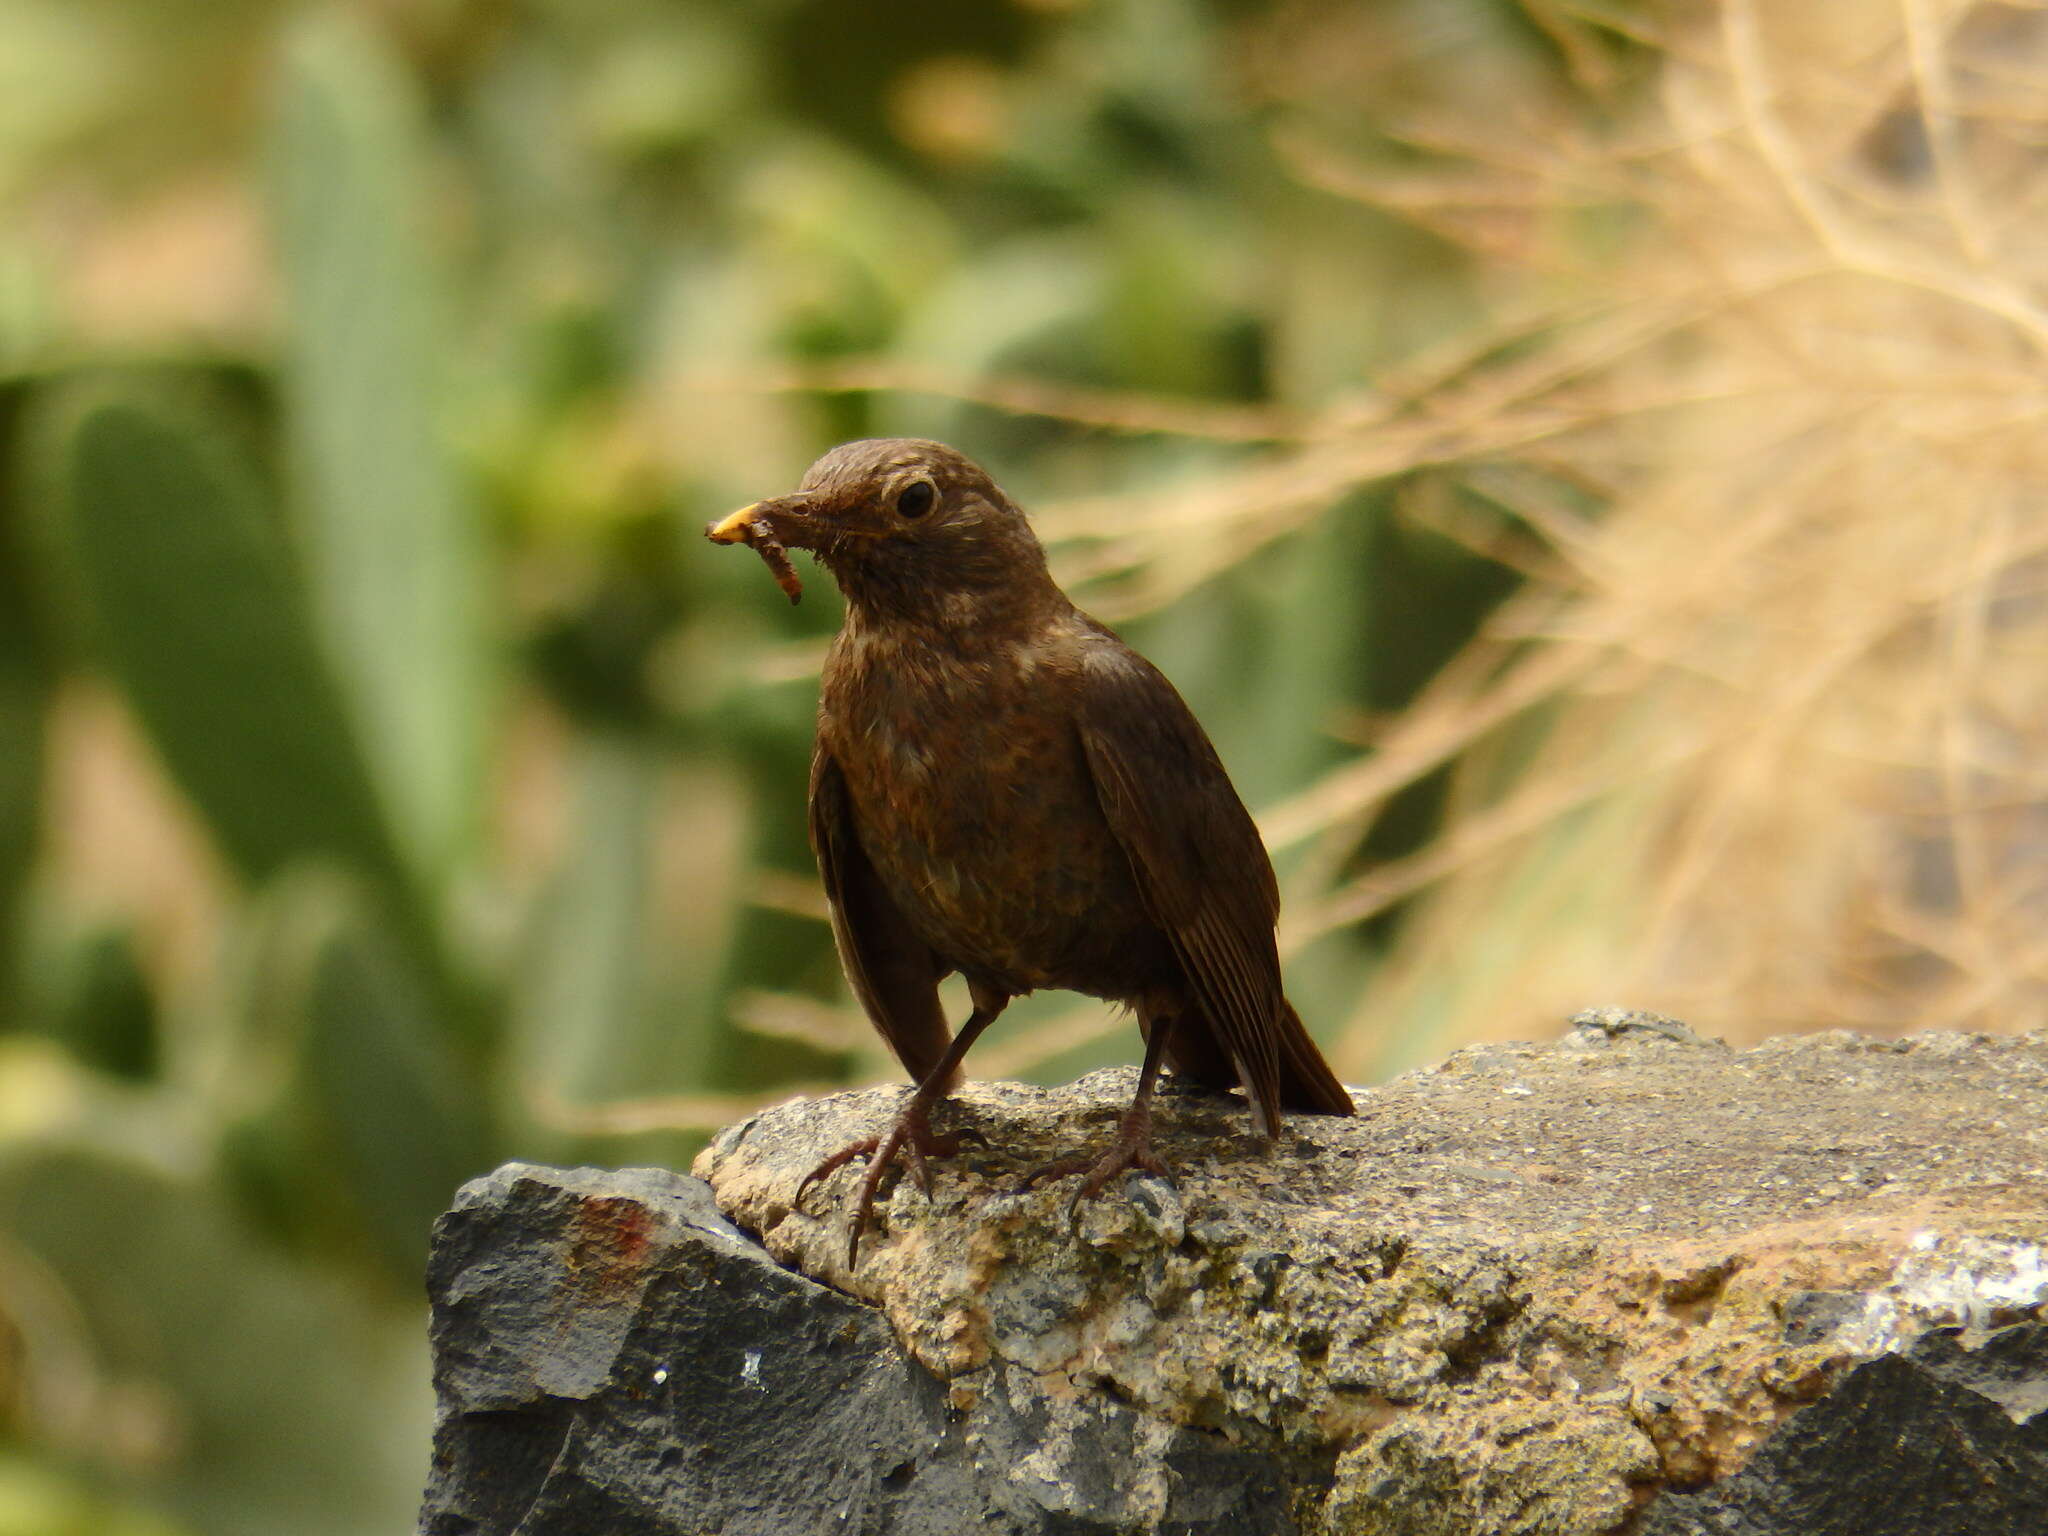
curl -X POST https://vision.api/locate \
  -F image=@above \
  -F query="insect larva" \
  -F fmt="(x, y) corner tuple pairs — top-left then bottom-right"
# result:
(751, 528), (802, 604)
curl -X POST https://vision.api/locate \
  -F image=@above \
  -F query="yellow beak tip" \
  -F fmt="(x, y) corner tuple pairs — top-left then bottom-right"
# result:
(706, 503), (760, 543)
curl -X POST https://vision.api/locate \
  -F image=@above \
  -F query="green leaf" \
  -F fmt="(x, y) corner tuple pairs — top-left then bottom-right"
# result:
(508, 734), (659, 1104)
(273, 8), (491, 894)
(510, 737), (774, 1131)
(0, 494), (44, 1016)
(0, 1452), (193, 1536)
(0, 1145), (428, 1536)
(48, 923), (159, 1082)
(225, 867), (491, 1281)
(31, 388), (407, 893)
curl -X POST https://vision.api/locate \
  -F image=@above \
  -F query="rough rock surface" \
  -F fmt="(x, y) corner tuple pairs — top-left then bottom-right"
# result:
(418, 1162), (1301, 1535)
(420, 1022), (2048, 1533)
(1638, 1322), (2048, 1536)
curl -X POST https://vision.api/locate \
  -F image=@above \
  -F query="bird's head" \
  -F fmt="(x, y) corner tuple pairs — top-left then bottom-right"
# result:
(707, 438), (1057, 623)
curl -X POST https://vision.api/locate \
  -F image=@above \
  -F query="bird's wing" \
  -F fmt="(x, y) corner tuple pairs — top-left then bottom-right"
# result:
(809, 746), (954, 1084)
(1073, 644), (1291, 1135)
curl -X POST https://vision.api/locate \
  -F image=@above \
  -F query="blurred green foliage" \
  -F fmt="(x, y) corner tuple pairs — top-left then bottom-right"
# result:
(0, 0), (1612, 1529)
(37, 392), (407, 894)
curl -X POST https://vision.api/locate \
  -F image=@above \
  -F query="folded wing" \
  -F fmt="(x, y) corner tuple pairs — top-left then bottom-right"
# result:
(1074, 644), (1353, 1132)
(809, 747), (954, 1084)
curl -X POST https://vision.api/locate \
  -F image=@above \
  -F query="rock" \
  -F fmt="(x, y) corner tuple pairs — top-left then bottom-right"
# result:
(1638, 1323), (2048, 1536)
(419, 1027), (2048, 1533)
(416, 1162), (1300, 1535)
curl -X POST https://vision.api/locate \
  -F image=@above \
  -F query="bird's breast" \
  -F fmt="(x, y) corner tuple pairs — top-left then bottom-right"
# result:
(819, 629), (1161, 996)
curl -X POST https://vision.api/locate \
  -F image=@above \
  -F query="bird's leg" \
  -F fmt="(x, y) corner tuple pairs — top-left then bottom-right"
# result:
(795, 982), (1010, 1266)
(1018, 1012), (1177, 1203)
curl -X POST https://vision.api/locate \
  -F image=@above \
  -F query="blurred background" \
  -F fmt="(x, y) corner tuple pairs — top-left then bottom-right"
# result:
(0, 0), (2042, 1529)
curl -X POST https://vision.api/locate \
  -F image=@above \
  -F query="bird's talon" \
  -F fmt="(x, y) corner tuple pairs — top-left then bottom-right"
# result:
(804, 1098), (975, 1266)
(793, 1137), (882, 1212)
(1012, 1158), (1079, 1196)
(1021, 1135), (1175, 1217)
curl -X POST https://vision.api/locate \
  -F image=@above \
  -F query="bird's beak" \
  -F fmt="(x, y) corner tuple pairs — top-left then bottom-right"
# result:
(706, 502), (764, 543)
(705, 493), (820, 548)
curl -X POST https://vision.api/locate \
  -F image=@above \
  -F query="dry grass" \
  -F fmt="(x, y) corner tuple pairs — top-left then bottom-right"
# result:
(1276, 0), (2048, 1063)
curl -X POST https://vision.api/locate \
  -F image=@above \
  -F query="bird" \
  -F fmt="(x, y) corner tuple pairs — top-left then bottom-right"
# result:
(707, 438), (1354, 1261)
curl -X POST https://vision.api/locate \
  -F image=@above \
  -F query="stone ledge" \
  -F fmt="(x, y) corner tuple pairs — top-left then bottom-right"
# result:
(419, 1023), (2048, 1533)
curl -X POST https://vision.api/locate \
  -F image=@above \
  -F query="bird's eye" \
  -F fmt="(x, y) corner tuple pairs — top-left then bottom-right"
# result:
(896, 480), (936, 520)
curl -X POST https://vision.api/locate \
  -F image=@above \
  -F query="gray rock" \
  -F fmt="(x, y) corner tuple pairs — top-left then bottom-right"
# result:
(1639, 1323), (2048, 1536)
(420, 1026), (2048, 1533)
(419, 1163), (971, 1535)
(417, 1162), (1307, 1535)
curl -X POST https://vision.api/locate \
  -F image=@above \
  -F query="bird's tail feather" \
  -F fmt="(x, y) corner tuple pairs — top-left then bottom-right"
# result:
(1274, 1001), (1356, 1117)
(1161, 1000), (1356, 1122)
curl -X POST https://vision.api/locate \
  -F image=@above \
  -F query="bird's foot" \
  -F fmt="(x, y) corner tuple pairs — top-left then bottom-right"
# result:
(1016, 1115), (1173, 1211)
(793, 1093), (965, 1266)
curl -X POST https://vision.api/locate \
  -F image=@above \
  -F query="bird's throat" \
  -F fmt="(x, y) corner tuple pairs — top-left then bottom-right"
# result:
(828, 544), (1065, 639)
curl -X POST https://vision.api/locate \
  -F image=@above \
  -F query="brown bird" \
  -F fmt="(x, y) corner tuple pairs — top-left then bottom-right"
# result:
(708, 439), (1354, 1260)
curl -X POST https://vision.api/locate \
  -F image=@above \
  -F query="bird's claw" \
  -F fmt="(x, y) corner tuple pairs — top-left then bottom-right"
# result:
(895, 1128), (956, 1196)
(1016, 1142), (1173, 1218)
(793, 1137), (882, 1212)
(792, 1100), (963, 1267)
